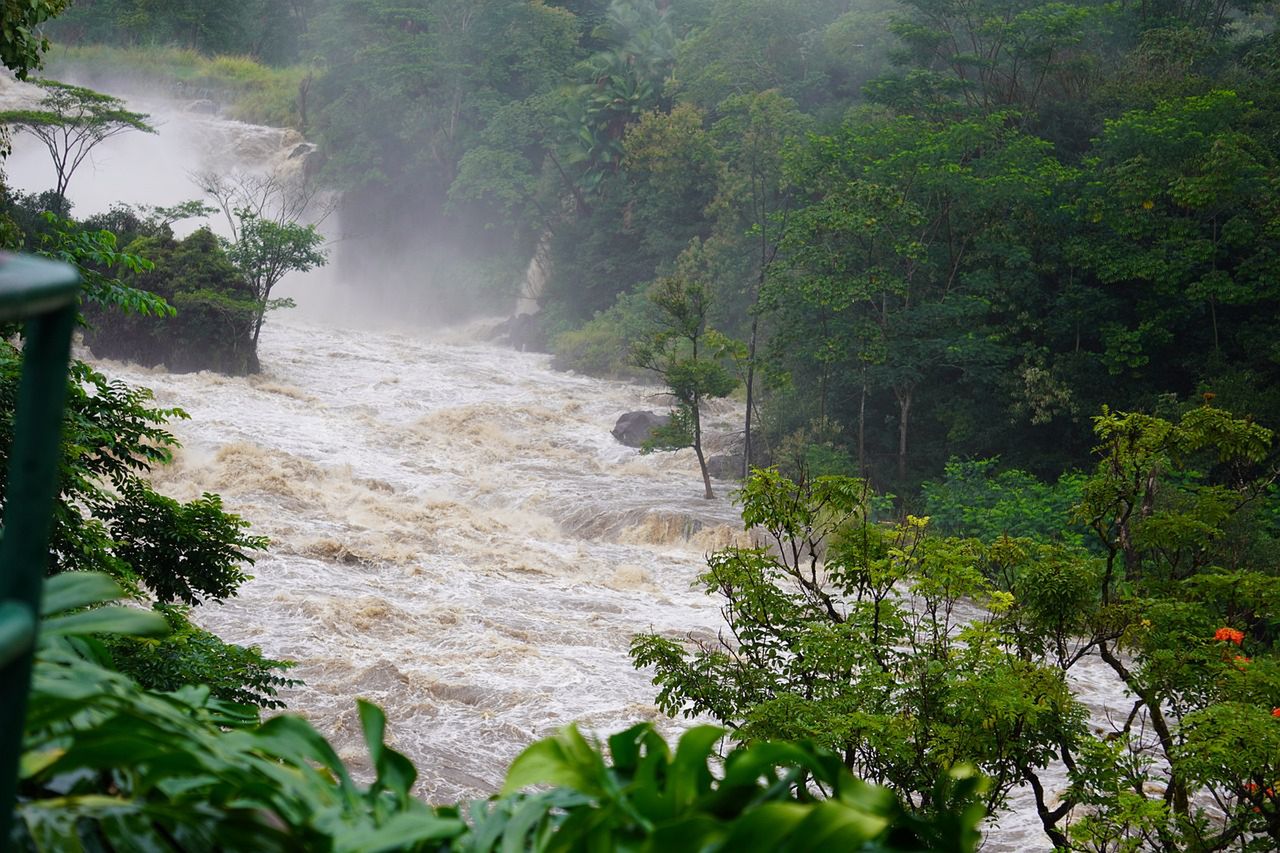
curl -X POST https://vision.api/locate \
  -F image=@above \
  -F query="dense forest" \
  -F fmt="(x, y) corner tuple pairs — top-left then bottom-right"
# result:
(2, 0), (1280, 850)
(33, 0), (1280, 496)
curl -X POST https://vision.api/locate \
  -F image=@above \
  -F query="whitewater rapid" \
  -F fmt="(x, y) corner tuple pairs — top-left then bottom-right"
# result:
(96, 322), (1135, 852)
(97, 321), (747, 800)
(3, 70), (1138, 848)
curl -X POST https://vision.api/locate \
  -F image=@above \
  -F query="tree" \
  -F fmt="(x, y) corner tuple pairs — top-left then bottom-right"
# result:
(633, 399), (1280, 849)
(84, 227), (262, 375)
(772, 109), (1063, 486)
(631, 466), (1082, 828)
(0, 0), (68, 78)
(195, 170), (329, 357)
(630, 266), (737, 499)
(0, 79), (154, 212)
(708, 90), (807, 477)
(1039, 403), (1280, 850)
(224, 211), (326, 350)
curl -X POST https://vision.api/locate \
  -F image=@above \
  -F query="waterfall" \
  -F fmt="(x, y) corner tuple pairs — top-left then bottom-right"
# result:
(515, 230), (552, 318)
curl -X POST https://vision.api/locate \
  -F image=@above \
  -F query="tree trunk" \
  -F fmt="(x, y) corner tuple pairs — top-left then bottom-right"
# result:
(742, 313), (760, 479)
(251, 301), (267, 348)
(896, 388), (912, 483)
(693, 396), (714, 500)
(858, 373), (867, 478)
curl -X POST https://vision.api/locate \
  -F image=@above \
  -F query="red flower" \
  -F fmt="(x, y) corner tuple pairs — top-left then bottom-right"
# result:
(1272, 708), (1280, 718)
(1233, 656), (1252, 669)
(1215, 627), (1245, 645)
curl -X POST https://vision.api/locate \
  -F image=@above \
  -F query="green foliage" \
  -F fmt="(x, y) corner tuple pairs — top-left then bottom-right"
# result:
(105, 604), (294, 709)
(14, 573), (986, 851)
(107, 482), (267, 606)
(84, 226), (261, 375)
(550, 289), (657, 377)
(223, 208), (326, 348)
(0, 79), (154, 207)
(630, 266), (738, 498)
(636, 404), (1280, 848)
(633, 467), (1085, 824)
(0, 0), (69, 78)
(34, 211), (170, 317)
(922, 458), (1089, 546)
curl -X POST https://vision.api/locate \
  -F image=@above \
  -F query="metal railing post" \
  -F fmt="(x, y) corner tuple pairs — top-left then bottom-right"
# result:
(0, 254), (80, 847)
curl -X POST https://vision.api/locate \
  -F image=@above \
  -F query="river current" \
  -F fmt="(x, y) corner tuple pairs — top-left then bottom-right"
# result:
(0, 72), (1143, 850)
(99, 321), (747, 799)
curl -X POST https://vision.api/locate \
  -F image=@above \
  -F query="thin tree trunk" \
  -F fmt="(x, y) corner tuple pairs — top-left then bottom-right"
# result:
(742, 313), (759, 479)
(693, 395), (714, 499)
(858, 373), (867, 478)
(896, 388), (912, 483)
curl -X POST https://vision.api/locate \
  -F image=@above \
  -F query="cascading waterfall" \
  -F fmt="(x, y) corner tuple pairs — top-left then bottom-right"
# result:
(515, 230), (552, 319)
(2, 76), (1135, 851)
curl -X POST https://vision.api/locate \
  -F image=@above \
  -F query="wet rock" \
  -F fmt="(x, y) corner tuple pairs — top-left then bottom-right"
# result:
(706, 453), (744, 481)
(612, 411), (670, 447)
(507, 313), (547, 352)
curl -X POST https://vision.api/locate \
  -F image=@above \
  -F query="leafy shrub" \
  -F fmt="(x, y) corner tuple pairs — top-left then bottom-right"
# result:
(551, 290), (657, 378)
(921, 458), (1089, 546)
(13, 573), (987, 851)
(84, 227), (260, 375)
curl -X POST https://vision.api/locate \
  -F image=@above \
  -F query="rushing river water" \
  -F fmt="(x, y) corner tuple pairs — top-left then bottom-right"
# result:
(97, 321), (747, 797)
(1, 72), (1148, 850)
(96, 322), (1138, 852)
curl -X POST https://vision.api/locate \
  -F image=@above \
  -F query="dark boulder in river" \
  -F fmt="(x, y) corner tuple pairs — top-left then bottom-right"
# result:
(706, 453), (744, 481)
(611, 411), (671, 447)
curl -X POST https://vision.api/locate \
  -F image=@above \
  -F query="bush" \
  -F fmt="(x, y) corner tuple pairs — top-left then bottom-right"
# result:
(84, 228), (260, 375)
(921, 458), (1089, 546)
(550, 290), (657, 377)
(14, 574), (986, 852)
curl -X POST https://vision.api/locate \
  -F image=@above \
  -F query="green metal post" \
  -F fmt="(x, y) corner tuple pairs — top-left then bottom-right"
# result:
(0, 254), (80, 848)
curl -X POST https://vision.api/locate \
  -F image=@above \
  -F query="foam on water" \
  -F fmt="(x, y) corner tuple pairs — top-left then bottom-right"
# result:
(97, 321), (744, 804)
(0, 74), (1142, 848)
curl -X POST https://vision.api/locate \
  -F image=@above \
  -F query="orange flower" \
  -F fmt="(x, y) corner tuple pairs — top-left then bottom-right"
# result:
(1233, 656), (1252, 669)
(1215, 627), (1245, 645)
(1272, 708), (1280, 718)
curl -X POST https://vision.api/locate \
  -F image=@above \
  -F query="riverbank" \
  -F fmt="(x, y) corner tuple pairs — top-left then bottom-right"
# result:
(42, 45), (307, 129)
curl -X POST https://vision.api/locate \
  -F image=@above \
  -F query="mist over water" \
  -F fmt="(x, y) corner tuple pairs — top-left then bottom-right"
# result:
(2, 79), (1139, 851)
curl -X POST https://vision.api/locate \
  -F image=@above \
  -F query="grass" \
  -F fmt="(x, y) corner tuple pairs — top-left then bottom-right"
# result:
(44, 45), (310, 129)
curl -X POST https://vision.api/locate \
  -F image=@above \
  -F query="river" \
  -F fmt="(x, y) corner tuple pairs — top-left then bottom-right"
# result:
(2, 73), (1139, 850)
(97, 319), (746, 802)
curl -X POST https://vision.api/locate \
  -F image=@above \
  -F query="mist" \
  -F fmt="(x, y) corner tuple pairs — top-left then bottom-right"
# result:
(1, 67), (510, 331)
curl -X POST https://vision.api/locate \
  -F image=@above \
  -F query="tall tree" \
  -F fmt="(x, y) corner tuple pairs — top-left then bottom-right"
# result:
(631, 266), (737, 499)
(0, 80), (153, 213)
(709, 90), (806, 476)
(773, 110), (1063, 485)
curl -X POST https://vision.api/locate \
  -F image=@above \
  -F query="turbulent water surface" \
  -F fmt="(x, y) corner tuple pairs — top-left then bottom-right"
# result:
(3, 75), (1142, 850)
(100, 322), (747, 799)
(100, 322), (1135, 852)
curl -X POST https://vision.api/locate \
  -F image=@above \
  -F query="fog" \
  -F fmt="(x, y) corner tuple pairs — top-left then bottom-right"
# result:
(1, 69), (505, 331)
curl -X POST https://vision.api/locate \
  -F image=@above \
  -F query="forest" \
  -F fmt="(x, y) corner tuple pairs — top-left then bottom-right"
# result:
(2, 0), (1280, 850)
